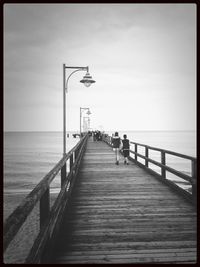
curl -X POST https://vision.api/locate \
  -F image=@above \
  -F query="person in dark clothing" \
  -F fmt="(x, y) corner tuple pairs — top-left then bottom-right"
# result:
(93, 131), (97, 141)
(112, 132), (121, 165)
(122, 134), (130, 165)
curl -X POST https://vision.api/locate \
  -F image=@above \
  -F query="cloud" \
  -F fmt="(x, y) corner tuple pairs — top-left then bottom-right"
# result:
(4, 3), (196, 131)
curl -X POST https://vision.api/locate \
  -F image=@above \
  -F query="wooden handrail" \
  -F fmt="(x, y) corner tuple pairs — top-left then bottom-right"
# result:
(3, 134), (88, 260)
(26, 134), (88, 263)
(103, 134), (196, 204)
(130, 141), (196, 161)
(129, 150), (193, 183)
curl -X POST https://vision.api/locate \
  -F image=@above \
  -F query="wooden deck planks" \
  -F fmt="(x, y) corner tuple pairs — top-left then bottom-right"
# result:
(52, 138), (197, 264)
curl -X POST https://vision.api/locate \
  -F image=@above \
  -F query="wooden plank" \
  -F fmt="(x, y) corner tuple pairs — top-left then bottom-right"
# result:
(55, 254), (196, 264)
(57, 240), (197, 250)
(54, 248), (197, 256)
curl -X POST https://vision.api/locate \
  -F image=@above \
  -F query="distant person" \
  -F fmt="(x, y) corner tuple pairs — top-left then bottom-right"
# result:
(94, 131), (97, 141)
(98, 131), (102, 141)
(96, 131), (100, 141)
(97, 131), (102, 141)
(112, 132), (121, 165)
(122, 134), (130, 165)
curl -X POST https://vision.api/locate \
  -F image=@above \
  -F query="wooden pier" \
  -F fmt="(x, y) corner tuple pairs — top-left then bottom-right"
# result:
(4, 134), (197, 264)
(51, 138), (196, 264)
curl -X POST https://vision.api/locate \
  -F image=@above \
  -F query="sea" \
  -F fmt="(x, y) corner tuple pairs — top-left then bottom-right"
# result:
(3, 130), (196, 221)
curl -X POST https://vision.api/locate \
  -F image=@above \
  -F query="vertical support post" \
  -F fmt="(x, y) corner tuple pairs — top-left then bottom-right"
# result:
(75, 148), (78, 161)
(63, 64), (66, 155)
(61, 163), (66, 186)
(145, 146), (149, 167)
(191, 159), (196, 204)
(40, 188), (50, 229)
(70, 154), (73, 172)
(161, 150), (166, 178)
(135, 144), (137, 161)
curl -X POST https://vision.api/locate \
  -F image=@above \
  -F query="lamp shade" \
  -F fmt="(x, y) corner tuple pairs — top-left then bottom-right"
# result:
(80, 72), (96, 87)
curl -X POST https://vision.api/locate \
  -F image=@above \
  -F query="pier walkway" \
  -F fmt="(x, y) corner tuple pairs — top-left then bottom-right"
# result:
(52, 138), (196, 264)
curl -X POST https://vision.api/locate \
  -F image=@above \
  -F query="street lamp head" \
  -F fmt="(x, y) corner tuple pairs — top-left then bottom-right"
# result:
(80, 72), (96, 87)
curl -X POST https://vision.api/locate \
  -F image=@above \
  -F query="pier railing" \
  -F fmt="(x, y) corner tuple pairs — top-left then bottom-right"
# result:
(103, 134), (196, 205)
(3, 134), (89, 263)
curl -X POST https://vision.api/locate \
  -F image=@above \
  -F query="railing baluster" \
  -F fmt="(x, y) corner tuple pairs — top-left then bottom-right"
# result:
(70, 154), (73, 172)
(61, 163), (66, 186)
(161, 150), (166, 178)
(145, 146), (149, 167)
(75, 148), (78, 160)
(135, 144), (137, 161)
(40, 188), (50, 229)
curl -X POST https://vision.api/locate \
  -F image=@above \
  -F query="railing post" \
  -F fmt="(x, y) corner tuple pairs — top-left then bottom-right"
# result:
(61, 163), (66, 186)
(161, 150), (166, 178)
(70, 154), (73, 172)
(75, 146), (80, 159)
(145, 146), (149, 167)
(135, 144), (137, 161)
(40, 188), (50, 229)
(75, 149), (77, 160)
(191, 159), (196, 204)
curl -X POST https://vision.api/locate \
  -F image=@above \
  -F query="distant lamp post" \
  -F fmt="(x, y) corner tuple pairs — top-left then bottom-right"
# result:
(80, 107), (91, 136)
(83, 117), (88, 132)
(86, 117), (91, 131)
(63, 64), (95, 155)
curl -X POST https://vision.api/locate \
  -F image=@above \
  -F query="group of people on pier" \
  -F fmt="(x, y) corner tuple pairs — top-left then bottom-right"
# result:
(88, 130), (130, 165)
(90, 130), (103, 141)
(111, 132), (130, 165)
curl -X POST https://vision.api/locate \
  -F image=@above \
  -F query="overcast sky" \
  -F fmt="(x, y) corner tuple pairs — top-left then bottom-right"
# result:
(4, 3), (196, 132)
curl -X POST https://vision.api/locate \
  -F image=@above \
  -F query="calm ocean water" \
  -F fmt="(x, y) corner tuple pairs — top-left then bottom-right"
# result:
(4, 131), (196, 220)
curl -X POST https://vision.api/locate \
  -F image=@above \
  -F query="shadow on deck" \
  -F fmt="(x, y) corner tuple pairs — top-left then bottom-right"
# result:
(51, 138), (196, 264)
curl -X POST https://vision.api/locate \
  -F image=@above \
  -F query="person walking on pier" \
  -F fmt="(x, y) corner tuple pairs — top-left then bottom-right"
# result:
(122, 134), (130, 165)
(112, 132), (121, 165)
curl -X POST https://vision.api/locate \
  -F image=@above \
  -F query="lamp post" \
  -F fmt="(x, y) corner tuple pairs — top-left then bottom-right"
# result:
(83, 116), (91, 132)
(80, 107), (91, 136)
(63, 64), (95, 155)
(88, 117), (91, 131)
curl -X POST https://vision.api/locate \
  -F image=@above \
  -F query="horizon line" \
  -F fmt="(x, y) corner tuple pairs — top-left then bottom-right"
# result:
(3, 129), (196, 133)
